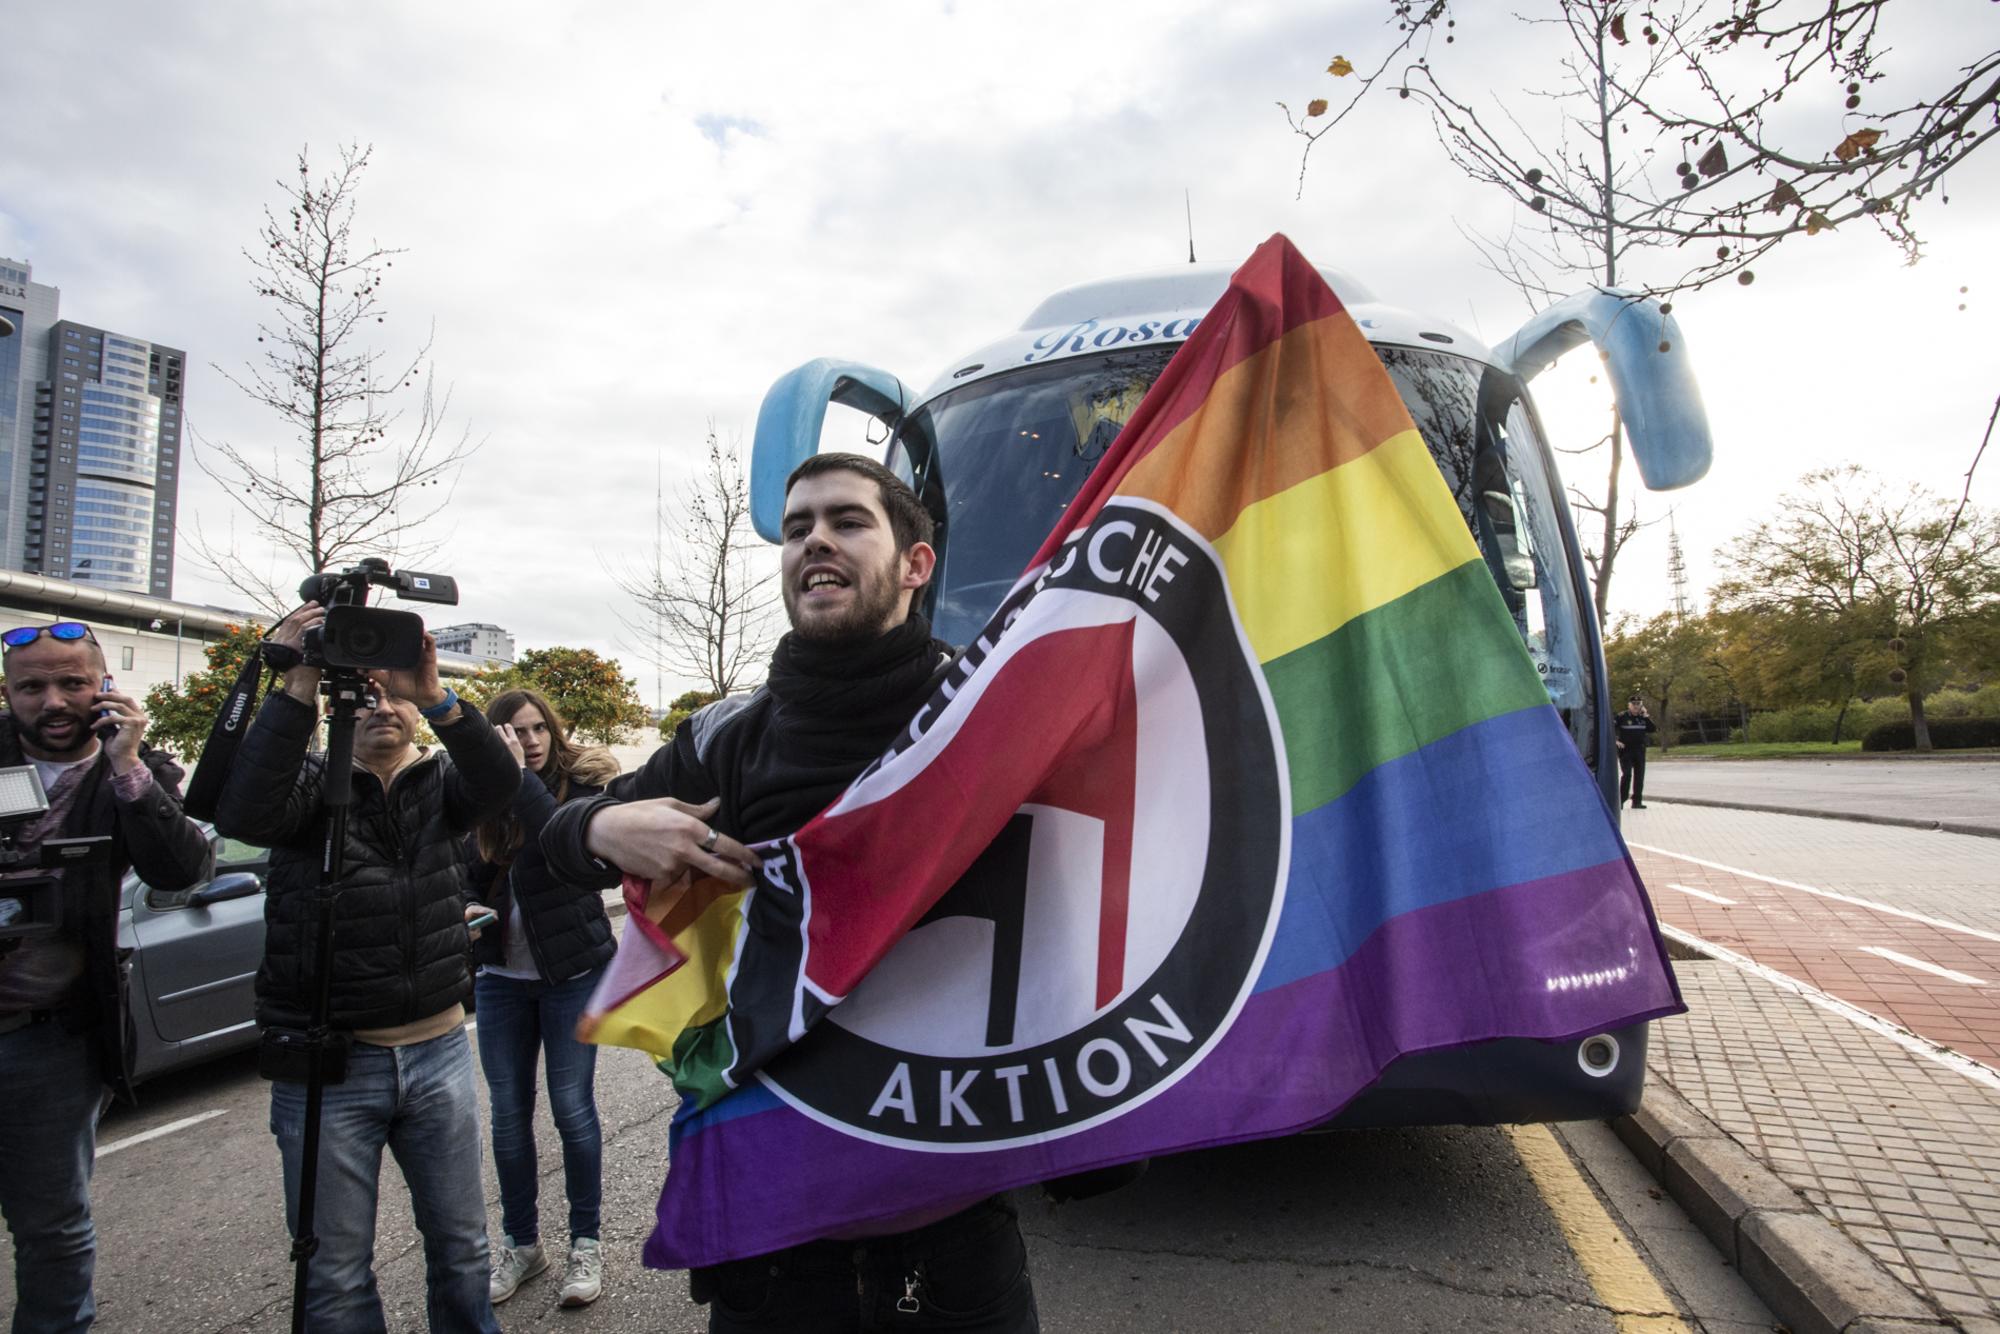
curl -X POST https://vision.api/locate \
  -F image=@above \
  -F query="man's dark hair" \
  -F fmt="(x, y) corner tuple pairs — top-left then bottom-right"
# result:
(785, 452), (935, 552)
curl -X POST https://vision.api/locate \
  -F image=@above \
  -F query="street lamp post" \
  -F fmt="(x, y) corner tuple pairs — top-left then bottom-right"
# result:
(149, 616), (185, 686)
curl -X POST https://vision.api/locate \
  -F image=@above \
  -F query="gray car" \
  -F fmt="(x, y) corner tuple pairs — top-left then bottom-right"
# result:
(118, 826), (269, 1083)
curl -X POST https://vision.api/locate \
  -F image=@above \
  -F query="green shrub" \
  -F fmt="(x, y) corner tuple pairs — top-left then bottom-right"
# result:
(1740, 688), (1994, 746)
(1860, 717), (2000, 751)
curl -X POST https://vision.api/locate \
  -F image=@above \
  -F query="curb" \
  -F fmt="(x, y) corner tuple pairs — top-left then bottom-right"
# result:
(1612, 1082), (1952, 1334)
(1647, 794), (2000, 842)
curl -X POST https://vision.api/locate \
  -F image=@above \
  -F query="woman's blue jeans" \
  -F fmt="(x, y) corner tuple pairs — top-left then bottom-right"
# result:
(473, 966), (604, 1246)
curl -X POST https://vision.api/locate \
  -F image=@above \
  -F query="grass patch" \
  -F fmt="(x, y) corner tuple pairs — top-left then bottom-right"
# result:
(1652, 740), (1866, 760)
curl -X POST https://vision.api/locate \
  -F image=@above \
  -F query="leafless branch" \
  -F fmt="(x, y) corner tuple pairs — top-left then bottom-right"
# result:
(189, 143), (480, 607)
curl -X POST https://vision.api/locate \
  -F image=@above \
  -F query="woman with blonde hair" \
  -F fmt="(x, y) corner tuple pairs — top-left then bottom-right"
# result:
(467, 688), (620, 1310)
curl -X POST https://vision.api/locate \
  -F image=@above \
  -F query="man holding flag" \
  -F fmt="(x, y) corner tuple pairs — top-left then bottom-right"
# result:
(557, 235), (1680, 1331)
(544, 454), (1041, 1330)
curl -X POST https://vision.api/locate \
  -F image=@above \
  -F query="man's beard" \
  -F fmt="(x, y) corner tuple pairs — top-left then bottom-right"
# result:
(18, 708), (94, 757)
(784, 553), (904, 645)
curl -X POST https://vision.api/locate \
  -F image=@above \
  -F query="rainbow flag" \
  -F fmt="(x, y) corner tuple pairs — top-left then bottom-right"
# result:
(586, 234), (1682, 1269)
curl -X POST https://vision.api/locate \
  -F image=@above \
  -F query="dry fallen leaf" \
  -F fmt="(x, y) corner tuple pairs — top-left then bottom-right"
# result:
(1835, 128), (1882, 162)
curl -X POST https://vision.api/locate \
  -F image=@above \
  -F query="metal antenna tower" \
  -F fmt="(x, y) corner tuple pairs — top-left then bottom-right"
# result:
(1666, 509), (1690, 622)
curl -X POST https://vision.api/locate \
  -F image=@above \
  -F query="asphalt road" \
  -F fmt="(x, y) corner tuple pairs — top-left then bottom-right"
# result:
(0, 1023), (1776, 1333)
(1644, 756), (2000, 831)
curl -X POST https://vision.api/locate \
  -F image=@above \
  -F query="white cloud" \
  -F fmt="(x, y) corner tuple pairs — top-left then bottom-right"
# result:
(2, 0), (1995, 703)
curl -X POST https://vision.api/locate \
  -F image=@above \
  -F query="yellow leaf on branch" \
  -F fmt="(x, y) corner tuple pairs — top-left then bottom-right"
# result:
(1306, 98), (1329, 117)
(1327, 56), (1354, 77)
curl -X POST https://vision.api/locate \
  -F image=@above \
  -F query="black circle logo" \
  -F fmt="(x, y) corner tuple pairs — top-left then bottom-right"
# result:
(759, 501), (1287, 1148)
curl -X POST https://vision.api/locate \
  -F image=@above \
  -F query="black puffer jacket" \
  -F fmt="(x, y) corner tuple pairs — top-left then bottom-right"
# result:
(0, 717), (212, 1100)
(213, 691), (520, 1031)
(544, 617), (956, 886)
(468, 749), (620, 985)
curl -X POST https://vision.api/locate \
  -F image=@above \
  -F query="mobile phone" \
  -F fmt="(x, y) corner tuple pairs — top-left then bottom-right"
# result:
(97, 674), (118, 730)
(467, 910), (498, 931)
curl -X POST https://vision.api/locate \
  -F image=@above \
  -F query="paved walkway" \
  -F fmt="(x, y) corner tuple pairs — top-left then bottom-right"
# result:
(1625, 804), (2000, 1328)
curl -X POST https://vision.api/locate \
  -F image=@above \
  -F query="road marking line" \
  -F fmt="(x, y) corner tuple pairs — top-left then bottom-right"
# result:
(96, 1109), (226, 1158)
(1661, 923), (2000, 1094)
(1663, 882), (1737, 907)
(1504, 1123), (1690, 1333)
(1858, 945), (1988, 987)
(1630, 842), (2000, 945)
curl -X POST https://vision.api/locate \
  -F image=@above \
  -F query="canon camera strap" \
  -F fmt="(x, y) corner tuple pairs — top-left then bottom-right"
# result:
(182, 645), (286, 820)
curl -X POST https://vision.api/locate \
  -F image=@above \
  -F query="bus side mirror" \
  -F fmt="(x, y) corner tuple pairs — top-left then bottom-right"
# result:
(750, 360), (914, 542)
(1492, 289), (1713, 491)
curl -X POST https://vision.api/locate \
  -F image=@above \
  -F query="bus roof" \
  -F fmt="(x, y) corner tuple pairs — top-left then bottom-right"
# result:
(913, 263), (1492, 404)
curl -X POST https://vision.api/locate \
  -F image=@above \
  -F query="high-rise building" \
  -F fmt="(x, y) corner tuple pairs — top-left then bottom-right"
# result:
(1, 258), (187, 597)
(0, 258), (62, 574)
(29, 320), (185, 597)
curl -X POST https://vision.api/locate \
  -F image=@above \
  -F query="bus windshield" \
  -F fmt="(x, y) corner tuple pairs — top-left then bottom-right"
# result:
(892, 344), (1596, 754)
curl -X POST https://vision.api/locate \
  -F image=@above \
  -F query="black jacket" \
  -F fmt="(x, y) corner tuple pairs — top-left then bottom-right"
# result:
(1613, 710), (1658, 754)
(468, 758), (618, 985)
(0, 717), (212, 1099)
(543, 623), (956, 887)
(213, 691), (519, 1031)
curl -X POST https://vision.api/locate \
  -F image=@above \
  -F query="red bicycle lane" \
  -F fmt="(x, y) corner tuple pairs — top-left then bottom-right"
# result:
(1626, 840), (2000, 1070)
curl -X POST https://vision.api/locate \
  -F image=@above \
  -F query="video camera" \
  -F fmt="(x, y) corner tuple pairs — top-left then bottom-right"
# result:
(0, 765), (112, 947)
(297, 558), (459, 672)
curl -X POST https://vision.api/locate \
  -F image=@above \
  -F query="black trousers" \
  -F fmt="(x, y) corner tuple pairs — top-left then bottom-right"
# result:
(1618, 749), (1647, 804)
(691, 1195), (1039, 1333)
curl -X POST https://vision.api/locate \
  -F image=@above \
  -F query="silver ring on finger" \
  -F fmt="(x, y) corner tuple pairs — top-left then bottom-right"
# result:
(700, 825), (720, 854)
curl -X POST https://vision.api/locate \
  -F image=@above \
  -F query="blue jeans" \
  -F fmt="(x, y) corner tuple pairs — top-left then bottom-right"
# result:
(473, 967), (603, 1245)
(269, 1025), (500, 1334)
(0, 1019), (102, 1334)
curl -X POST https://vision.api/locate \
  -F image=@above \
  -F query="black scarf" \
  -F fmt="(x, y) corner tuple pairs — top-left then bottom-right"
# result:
(764, 614), (953, 731)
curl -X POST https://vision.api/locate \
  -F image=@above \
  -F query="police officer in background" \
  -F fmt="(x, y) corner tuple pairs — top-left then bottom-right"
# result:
(0, 620), (212, 1333)
(1613, 694), (1658, 809)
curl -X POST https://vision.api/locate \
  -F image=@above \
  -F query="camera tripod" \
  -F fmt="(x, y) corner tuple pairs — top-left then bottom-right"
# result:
(287, 669), (371, 1334)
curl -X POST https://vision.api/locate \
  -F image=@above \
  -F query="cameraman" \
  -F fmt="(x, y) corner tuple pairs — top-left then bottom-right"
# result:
(1, 620), (211, 1333)
(213, 603), (518, 1333)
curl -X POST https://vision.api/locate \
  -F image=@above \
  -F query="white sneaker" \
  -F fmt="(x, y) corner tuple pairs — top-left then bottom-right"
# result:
(489, 1235), (548, 1305)
(559, 1237), (603, 1308)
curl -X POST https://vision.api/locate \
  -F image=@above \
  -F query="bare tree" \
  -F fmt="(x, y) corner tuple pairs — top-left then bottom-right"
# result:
(610, 430), (779, 699)
(191, 143), (477, 613)
(1284, 0), (1999, 616)
(1289, 1), (1998, 291)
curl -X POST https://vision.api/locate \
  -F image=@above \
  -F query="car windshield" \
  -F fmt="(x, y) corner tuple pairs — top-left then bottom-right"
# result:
(891, 343), (1596, 752)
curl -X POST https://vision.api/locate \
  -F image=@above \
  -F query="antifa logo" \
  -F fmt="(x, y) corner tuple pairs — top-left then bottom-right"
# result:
(758, 501), (1287, 1149)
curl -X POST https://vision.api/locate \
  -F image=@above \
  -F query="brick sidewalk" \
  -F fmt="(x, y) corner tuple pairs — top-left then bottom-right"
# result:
(1651, 958), (2000, 1328)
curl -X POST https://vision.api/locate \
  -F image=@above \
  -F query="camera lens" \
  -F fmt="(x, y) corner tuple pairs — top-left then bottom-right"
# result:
(347, 626), (384, 658)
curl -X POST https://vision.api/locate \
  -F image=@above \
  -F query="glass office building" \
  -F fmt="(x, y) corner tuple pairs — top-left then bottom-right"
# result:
(29, 320), (184, 596)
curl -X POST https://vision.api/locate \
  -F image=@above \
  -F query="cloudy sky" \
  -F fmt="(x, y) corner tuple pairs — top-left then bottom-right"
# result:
(4, 2), (1995, 703)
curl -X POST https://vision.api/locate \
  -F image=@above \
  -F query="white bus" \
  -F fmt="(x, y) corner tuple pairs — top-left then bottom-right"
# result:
(748, 263), (1712, 1124)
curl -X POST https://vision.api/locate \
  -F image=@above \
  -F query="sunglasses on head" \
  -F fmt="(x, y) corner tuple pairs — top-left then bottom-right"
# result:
(2, 621), (99, 651)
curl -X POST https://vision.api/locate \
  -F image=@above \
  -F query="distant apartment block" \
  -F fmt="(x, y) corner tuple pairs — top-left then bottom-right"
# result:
(0, 258), (185, 597)
(433, 621), (515, 665)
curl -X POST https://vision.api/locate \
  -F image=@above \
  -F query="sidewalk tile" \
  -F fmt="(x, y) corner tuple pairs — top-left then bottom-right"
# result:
(1650, 962), (2000, 1325)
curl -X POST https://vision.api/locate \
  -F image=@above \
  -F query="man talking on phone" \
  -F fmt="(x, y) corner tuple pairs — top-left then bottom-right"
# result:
(213, 604), (519, 1332)
(1, 620), (211, 1332)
